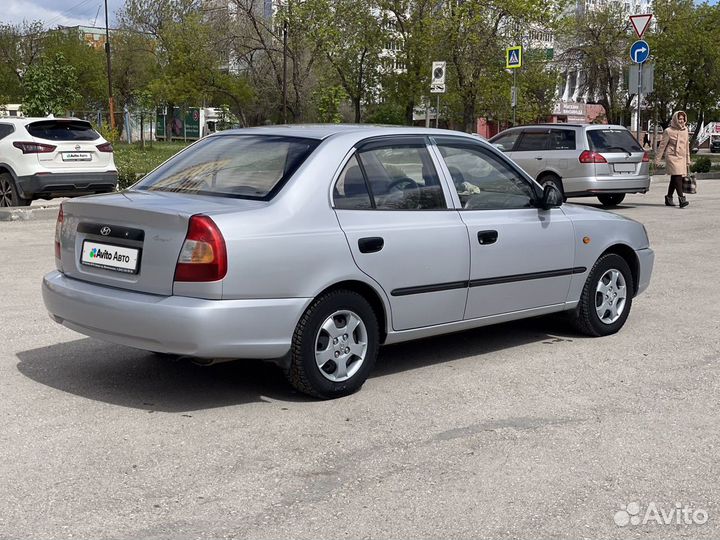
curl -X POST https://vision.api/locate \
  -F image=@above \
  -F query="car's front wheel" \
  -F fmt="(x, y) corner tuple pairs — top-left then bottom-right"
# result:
(597, 193), (626, 207)
(572, 253), (634, 337)
(0, 173), (31, 208)
(286, 290), (379, 399)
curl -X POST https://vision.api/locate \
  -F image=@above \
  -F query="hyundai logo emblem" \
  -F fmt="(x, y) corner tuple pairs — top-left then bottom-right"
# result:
(74, 144), (81, 151)
(100, 226), (112, 236)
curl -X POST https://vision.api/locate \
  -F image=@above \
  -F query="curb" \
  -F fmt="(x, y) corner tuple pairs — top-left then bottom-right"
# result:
(0, 206), (59, 222)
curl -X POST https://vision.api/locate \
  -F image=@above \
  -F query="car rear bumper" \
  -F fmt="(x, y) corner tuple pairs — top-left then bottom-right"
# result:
(563, 175), (651, 197)
(636, 247), (654, 296)
(42, 271), (311, 359)
(17, 171), (118, 198)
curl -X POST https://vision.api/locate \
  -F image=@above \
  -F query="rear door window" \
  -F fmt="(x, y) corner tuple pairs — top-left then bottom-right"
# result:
(135, 135), (319, 200)
(357, 143), (447, 210)
(0, 124), (14, 139)
(548, 129), (576, 150)
(515, 131), (549, 152)
(587, 129), (642, 153)
(27, 120), (100, 141)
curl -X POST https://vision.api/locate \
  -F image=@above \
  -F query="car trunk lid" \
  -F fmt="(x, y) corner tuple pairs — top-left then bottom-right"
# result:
(59, 190), (264, 295)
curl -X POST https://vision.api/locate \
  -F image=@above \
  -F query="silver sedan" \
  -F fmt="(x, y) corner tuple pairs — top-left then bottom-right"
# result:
(42, 125), (654, 398)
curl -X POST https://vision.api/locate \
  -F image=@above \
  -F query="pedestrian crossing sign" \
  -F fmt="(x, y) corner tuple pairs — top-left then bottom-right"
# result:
(506, 46), (522, 69)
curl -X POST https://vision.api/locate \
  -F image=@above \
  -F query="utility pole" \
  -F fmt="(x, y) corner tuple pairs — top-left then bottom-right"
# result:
(282, 16), (288, 123)
(104, 0), (115, 130)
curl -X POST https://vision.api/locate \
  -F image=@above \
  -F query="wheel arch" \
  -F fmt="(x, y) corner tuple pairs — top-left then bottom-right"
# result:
(600, 243), (639, 297)
(0, 162), (19, 180)
(537, 171), (565, 190)
(313, 280), (390, 344)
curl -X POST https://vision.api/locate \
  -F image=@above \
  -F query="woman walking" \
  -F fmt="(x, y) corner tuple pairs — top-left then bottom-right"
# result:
(656, 111), (691, 208)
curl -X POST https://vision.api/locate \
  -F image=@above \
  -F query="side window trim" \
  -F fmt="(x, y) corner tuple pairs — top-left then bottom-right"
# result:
(330, 150), (375, 210)
(354, 136), (451, 211)
(431, 136), (542, 210)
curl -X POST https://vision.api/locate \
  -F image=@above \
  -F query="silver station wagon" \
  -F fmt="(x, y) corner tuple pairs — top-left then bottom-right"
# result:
(43, 125), (654, 399)
(489, 124), (651, 207)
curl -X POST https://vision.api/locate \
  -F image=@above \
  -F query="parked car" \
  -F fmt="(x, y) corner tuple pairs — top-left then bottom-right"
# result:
(42, 126), (654, 399)
(489, 124), (650, 207)
(0, 117), (118, 207)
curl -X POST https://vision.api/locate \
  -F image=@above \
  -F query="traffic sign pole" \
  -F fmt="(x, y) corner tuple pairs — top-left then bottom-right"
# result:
(512, 70), (517, 126)
(637, 63), (643, 144)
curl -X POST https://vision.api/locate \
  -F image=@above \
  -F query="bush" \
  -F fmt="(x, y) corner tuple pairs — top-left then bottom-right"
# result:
(691, 156), (711, 173)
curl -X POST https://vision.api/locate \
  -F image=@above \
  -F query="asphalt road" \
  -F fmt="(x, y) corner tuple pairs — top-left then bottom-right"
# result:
(1, 180), (719, 539)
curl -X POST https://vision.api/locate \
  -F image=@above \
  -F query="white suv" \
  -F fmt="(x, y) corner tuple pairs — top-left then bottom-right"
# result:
(0, 117), (118, 207)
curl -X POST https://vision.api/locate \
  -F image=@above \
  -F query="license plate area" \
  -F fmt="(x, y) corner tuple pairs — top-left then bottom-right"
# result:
(81, 241), (140, 274)
(613, 163), (636, 173)
(62, 152), (92, 162)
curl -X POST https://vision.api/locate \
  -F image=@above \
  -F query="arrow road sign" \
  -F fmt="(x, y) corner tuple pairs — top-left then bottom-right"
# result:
(630, 40), (650, 64)
(629, 14), (653, 38)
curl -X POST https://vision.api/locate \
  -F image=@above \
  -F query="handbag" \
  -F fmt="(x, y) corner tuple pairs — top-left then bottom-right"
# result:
(683, 174), (697, 194)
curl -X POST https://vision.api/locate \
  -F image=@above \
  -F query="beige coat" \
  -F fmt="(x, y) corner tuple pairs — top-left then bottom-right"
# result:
(656, 111), (691, 176)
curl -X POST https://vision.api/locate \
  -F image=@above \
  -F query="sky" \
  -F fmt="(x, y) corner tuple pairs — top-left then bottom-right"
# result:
(2, 0), (125, 28)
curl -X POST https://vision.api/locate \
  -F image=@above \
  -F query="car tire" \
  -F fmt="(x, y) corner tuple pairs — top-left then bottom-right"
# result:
(537, 173), (567, 202)
(572, 253), (634, 337)
(286, 289), (379, 399)
(597, 193), (626, 207)
(0, 173), (31, 208)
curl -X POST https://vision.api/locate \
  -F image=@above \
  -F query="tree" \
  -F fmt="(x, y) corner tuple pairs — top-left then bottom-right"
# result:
(557, 4), (632, 124)
(21, 52), (81, 116)
(300, 0), (385, 122)
(647, 0), (720, 135)
(0, 21), (45, 103)
(121, 0), (253, 126)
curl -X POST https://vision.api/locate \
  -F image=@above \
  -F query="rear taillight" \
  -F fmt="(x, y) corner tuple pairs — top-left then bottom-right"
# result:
(13, 141), (56, 154)
(96, 142), (113, 152)
(174, 215), (227, 282)
(642, 151), (650, 162)
(579, 150), (608, 164)
(55, 204), (63, 262)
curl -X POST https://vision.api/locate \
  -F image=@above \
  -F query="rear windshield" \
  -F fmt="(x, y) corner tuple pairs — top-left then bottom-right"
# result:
(587, 128), (642, 153)
(134, 135), (319, 199)
(27, 120), (100, 141)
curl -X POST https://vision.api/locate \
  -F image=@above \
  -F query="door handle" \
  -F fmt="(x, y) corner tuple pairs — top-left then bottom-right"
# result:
(477, 230), (498, 245)
(535, 156), (543, 160)
(358, 237), (384, 253)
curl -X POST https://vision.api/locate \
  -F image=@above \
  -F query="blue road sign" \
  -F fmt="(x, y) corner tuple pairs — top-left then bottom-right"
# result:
(630, 40), (650, 64)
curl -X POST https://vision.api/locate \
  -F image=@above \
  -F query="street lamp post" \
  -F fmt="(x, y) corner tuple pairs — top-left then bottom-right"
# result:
(104, 0), (115, 130)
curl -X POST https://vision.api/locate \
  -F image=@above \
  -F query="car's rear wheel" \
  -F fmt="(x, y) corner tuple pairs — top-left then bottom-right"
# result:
(597, 193), (626, 207)
(0, 173), (31, 208)
(286, 290), (379, 399)
(572, 253), (634, 337)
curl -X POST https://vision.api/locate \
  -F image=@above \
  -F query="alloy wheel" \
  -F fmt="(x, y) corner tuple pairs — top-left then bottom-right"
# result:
(595, 269), (627, 324)
(314, 310), (368, 382)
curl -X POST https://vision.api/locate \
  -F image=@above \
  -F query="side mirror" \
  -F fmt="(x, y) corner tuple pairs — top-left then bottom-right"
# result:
(539, 183), (563, 209)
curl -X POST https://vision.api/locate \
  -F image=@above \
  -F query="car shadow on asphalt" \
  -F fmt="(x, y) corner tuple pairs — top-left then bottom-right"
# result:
(16, 314), (587, 411)
(372, 315), (584, 377)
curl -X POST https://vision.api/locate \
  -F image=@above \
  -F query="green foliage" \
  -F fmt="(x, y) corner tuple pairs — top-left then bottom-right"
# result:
(114, 141), (189, 188)
(557, 4), (631, 124)
(364, 102), (407, 125)
(98, 125), (120, 144)
(21, 53), (80, 116)
(313, 86), (348, 123)
(691, 156), (711, 173)
(647, 0), (720, 130)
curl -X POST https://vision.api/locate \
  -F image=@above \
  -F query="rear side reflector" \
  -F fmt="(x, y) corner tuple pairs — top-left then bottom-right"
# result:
(96, 142), (113, 152)
(579, 150), (608, 164)
(13, 141), (56, 154)
(174, 215), (227, 282)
